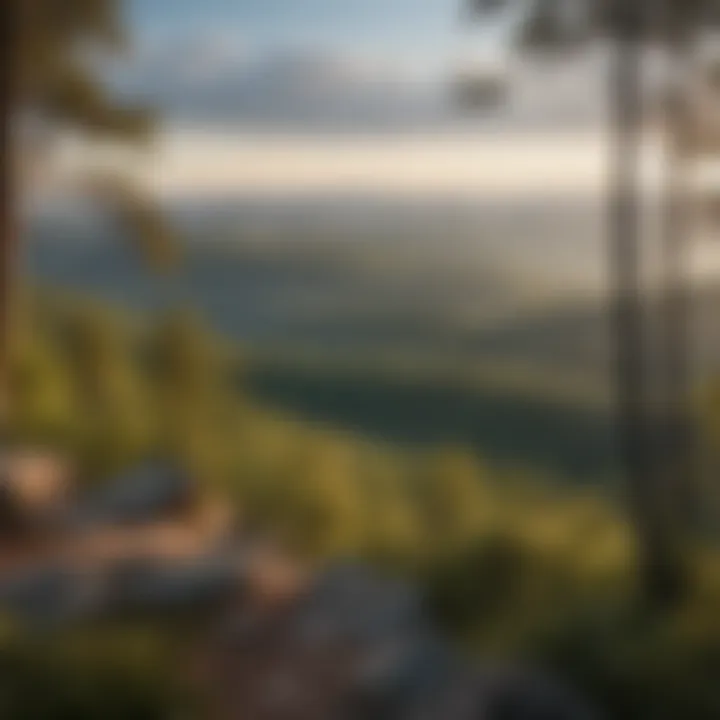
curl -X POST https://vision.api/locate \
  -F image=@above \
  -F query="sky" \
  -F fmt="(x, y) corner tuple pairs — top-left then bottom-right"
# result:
(112, 0), (609, 132)
(61, 1), (617, 200)
(125, 0), (492, 60)
(51, 1), (718, 287)
(39, 2), (720, 291)
(120, 0), (521, 101)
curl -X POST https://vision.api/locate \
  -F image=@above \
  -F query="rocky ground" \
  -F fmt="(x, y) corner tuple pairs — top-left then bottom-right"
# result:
(0, 460), (600, 719)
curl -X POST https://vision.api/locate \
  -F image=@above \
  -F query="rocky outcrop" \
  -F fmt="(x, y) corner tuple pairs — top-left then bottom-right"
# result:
(199, 561), (600, 720)
(0, 462), (599, 719)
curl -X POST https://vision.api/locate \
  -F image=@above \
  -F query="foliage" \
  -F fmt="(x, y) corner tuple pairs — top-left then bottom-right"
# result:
(0, 620), (199, 719)
(17, 0), (175, 269)
(21, 0), (151, 139)
(533, 563), (720, 720)
(8, 291), (720, 718)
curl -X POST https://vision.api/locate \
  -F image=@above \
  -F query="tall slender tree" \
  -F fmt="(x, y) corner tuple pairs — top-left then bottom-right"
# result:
(0, 2), (21, 427)
(461, 0), (719, 605)
(0, 0), (174, 432)
(657, 0), (702, 539)
(606, 0), (687, 607)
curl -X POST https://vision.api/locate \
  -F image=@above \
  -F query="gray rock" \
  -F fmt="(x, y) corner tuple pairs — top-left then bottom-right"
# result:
(66, 462), (194, 529)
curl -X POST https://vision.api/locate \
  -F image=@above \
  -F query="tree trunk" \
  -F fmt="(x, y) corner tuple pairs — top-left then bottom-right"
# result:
(610, 26), (686, 608)
(660, 38), (696, 529)
(0, 0), (19, 432)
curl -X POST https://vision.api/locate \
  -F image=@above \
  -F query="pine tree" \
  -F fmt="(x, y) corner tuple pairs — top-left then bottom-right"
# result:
(461, 0), (720, 606)
(0, 0), (175, 430)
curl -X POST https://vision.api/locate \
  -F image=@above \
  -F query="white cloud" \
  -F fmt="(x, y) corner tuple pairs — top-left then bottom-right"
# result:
(110, 33), (626, 133)
(111, 34), (444, 131)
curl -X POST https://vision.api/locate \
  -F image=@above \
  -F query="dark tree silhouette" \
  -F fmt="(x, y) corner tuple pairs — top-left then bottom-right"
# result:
(461, 0), (719, 606)
(0, 2), (21, 428)
(0, 0), (175, 431)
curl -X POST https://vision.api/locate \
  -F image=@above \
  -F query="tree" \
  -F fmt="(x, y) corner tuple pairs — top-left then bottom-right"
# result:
(462, 0), (720, 606)
(0, 2), (21, 428)
(148, 309), (230, 479)
(416, 448), (488, 558)
(266, 437), (363, 559)
(0, 0), (174, 431)
(65, 305), (153, 478)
